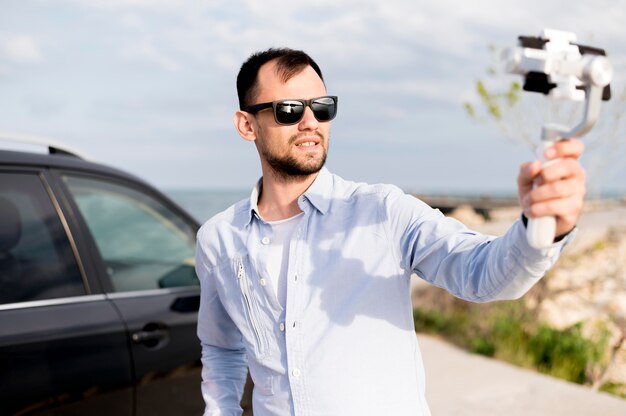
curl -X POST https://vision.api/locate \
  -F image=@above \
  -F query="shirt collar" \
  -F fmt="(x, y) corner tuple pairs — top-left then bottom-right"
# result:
(245, 167), (333, 226)
(245, 177), (263, 226)
(302, 167), (332, 215)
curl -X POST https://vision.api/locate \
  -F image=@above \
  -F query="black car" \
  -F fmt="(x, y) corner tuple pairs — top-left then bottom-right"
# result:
(0, 138), (208, 415)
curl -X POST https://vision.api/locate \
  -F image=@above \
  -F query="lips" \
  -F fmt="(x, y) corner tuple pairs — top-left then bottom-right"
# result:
(296, 141), (317, 147)
(294, 137), (320, 148)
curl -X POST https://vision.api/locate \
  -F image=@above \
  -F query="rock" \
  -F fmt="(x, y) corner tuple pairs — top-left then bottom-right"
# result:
(448, 204), (485, 227)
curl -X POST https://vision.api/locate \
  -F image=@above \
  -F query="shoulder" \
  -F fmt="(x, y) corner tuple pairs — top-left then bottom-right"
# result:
(330, 172), (415, 205)
(330, 173), (441, 224)
(196, 198), (249, 260)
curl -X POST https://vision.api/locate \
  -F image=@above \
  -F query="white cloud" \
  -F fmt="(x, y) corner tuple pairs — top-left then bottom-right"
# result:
(120, 13), (145, 29)
(1, 34), (44, 64)
(67, 0), (180, 11)
(340, 76), (467, 105)
(122, 39), (181, 71)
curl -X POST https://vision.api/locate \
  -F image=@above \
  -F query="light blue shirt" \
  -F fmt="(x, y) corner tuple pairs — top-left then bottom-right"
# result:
(195, 167), (573, 416)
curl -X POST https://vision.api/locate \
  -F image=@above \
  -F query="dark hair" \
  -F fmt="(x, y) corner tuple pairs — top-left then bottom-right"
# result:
(236, 48), (324, 110)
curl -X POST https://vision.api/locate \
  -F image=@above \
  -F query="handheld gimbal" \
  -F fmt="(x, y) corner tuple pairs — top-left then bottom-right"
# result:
(502, 29), (613, 249)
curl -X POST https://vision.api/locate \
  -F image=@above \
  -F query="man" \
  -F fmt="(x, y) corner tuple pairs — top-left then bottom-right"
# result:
(195, 48), (585, 416)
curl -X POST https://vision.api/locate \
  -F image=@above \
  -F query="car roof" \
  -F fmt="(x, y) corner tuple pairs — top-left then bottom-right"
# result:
(0, 149), (148, 185)
(0, 148), (200, 228)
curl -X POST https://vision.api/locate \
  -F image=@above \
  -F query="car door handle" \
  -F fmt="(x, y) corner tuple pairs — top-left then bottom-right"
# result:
(132, 328), (168, 345)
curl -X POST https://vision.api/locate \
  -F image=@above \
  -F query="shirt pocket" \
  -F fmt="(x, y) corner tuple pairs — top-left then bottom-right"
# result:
(236, 257), (270, 360)
(250, 371), (275, 397)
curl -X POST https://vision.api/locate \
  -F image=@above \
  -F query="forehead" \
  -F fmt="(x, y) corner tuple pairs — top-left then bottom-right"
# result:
(255, 60), (327, 102)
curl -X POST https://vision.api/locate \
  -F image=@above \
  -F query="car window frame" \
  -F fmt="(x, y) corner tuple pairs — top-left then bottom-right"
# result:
(48, 168), (200, 296)
(0, 165), (93, 301)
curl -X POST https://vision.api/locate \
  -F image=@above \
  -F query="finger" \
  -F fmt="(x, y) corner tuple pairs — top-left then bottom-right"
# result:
(534, 159), (586, 185)
(523, 194), (584, 219)
(518, 161), (542, 188)
(525, 177), (586, 205)
(544, 138), (584, 161)
(517, 161), (542, 205)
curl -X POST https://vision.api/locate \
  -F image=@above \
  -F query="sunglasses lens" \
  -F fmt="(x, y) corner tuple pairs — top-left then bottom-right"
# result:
(275, 100), (305, 125)
(311, 97), (336, 122)
(272, 97), (337, 125)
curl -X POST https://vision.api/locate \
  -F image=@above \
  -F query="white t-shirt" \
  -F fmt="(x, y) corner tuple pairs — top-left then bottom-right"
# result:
(266, 212), (304, 308)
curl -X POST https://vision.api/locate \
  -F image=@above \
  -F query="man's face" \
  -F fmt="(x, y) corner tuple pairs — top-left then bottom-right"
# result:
(249, 61), (330, 181)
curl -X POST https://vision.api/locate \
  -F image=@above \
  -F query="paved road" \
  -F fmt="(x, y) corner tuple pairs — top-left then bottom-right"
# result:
(419, 334), (626, 415)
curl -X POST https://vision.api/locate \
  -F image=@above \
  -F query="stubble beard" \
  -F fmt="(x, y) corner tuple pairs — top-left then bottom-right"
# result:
(262, 131), (328, 183)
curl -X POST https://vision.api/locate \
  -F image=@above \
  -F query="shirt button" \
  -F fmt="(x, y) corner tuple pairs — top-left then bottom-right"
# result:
(259, 278), (267, 287)
(261, 237), (270, 245)
(279, 323), (285, 332)
(292, 368), (301, 378)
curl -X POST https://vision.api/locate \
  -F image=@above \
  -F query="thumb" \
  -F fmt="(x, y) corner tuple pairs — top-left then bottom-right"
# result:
(518, 160), (542, 189)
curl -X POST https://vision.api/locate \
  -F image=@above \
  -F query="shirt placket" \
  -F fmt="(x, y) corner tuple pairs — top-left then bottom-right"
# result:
(254, 220), (284, 313)
(284, 197), (311, 416)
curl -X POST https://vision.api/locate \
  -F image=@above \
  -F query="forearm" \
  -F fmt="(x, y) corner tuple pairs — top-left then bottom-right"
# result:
(196, 231), (249, 415)
(489, 216), (576, 300)
(482, 218), (565, 300)
(422, 217), (573, 302)
(200, 343), (248, 416)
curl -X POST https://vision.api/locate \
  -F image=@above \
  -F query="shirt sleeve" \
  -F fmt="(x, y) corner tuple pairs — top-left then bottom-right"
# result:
(383, 186), (574, 302)
(196, 227), (248, 416)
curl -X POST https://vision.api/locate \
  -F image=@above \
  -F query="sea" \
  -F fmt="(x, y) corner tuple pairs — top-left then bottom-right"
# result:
(166, 189), (250, 224)
(164, 188), (523, 225)
(166, 188), (626, 225)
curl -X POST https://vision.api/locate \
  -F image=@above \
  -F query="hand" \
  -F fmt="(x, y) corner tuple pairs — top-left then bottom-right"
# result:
(517, 138), (586, 238)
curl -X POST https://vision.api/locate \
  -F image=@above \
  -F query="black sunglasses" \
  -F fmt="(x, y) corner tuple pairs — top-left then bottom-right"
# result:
(243, 95), (338, 126)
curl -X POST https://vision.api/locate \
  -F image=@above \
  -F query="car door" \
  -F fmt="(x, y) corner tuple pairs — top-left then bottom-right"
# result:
(0, 170), (133, 416)
(59, 172), (205, 415)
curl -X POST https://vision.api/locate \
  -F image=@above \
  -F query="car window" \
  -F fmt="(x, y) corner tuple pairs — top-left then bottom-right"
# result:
(63, 175), (198, 292)
(0, 173), (85, 304)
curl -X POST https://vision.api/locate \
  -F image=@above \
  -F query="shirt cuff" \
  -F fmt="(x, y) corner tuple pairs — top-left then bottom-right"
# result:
(519, 214), (577, 257)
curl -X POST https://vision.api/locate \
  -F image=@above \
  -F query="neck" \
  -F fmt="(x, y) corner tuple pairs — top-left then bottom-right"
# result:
(258, 169), (319, 221)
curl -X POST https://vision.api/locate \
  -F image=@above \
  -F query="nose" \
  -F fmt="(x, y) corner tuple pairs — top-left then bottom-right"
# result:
(298, 106), (319, 130)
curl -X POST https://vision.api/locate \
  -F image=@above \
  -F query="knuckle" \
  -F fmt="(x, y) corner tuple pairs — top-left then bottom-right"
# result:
(528, 189), (542, 204)
(569, 158), (580, 169)
(552, 181), (565, 196)
(526, 205), (540, 218)
(576, 180), (585, 193)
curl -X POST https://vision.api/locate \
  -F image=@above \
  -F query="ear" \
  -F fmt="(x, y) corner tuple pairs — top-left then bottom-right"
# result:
(233, 111), (257, 142)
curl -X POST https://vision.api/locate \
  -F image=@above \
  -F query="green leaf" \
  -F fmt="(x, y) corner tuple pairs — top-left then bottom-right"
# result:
(488, 103), (502, 120)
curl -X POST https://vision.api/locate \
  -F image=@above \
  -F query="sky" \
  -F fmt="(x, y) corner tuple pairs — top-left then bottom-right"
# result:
(1, 0), (625, 196)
